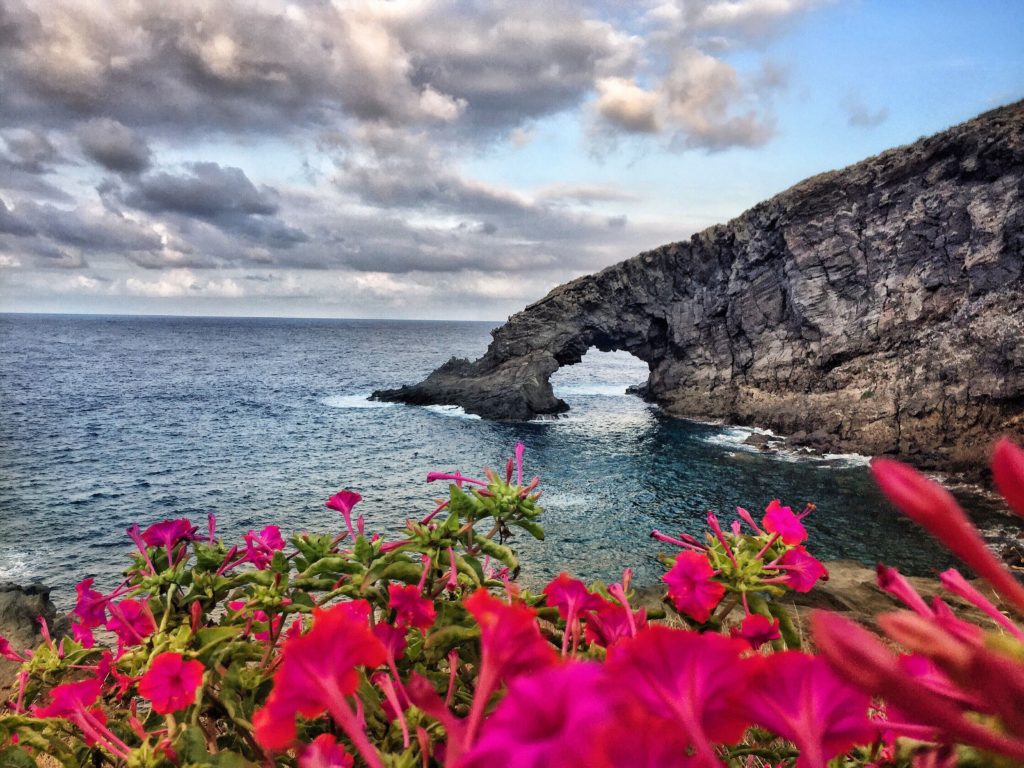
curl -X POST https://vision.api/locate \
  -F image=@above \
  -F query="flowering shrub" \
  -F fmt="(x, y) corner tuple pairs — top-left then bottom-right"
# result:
(1, 439), (1023, 767)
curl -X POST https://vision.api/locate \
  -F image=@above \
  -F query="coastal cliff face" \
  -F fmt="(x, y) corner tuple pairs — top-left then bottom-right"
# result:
(374, 102), (1024, 473)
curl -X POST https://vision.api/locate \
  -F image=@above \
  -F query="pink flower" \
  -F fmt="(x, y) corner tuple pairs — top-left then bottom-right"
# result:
(141, 518), (197, 552)
(662, 551), (726, 623)
(542, 573), (606, 654)
(774, 546), (828, 592)
(325, 489), (362, 540)
(243, 525), (286, 570)
(582, 600), (648, 649)
(876, 564), (932, 617)
(463, 590), (557, 744)
(762, 499), (808, 545)
(0, 635), (26, 662)
(72, 578), (108, 628)
(105, 598), (157, 648)
(253, 601), (386, 754)
(461, 663), (612, 768)
(871, 457), (1024, 614)
(388, 584), (436, 632)
(71, 621), (95, 649)
(33, 678), (102, 718)
(604, 625), (751, 766)
(992, 437), (1024, 519)
(811, 611), (1024, 761)
(138, 652), (204, 714)
(938, 568), (1024, 642)
(299, 734), (355, 768)
(732, 613), (780, 648)
(746, 651), (876, 768)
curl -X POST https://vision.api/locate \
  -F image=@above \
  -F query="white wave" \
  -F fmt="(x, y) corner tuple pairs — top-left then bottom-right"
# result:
(0, 551), (35, 583)
(423, 404), (482, 420)
(704, 425), (870, 468)
(322, 394), (394, 409)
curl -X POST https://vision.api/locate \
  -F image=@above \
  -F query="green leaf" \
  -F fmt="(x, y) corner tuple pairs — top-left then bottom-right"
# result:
(509, 519), (545, 541)
(472, 534), (518, 570)
(424, 624), (479, 655)
(0, 746), (37, 768)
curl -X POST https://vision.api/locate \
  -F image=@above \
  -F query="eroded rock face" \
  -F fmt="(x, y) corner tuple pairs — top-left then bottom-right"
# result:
(0, 583), (69, 690)
(374, 102), (1024, 473)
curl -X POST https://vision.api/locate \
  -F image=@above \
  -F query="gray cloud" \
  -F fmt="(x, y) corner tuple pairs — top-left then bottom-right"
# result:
(77, 118), (152, 174)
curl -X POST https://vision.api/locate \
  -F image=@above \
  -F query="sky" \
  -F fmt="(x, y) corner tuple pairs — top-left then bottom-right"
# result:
(0, 1), (1022, 321)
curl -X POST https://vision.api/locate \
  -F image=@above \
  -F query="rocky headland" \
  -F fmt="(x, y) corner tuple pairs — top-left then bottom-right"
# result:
(374, 102), (1024, 476)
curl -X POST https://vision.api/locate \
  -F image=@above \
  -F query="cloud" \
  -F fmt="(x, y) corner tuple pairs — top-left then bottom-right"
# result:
(595, 77), (661, 133)
(841, 95), (889, 128)
(123, 268), (244, 298)
(77, 118), (151, 174)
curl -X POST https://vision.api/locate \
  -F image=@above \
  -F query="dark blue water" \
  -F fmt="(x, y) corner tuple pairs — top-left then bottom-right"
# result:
(0, 314), (1010, 607)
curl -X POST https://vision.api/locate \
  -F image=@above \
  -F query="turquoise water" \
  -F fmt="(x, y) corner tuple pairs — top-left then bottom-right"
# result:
(0, 314), (1010, 607)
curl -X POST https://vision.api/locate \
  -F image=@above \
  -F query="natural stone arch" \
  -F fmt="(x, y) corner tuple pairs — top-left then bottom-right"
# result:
(374, 102), (1024, 473)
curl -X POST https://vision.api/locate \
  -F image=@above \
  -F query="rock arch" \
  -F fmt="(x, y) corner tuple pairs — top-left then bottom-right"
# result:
(373, 102), (1024, 472)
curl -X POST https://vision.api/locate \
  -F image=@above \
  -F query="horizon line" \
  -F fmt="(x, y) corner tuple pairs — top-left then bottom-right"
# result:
(0, 309), (504, 324)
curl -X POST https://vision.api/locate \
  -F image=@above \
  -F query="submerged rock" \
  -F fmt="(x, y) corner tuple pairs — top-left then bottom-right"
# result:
(374, 101), (1024, 474)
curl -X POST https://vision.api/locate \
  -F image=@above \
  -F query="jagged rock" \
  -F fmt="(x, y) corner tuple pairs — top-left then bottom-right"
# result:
(375, 102), (1024, 474)
(0, 583), (69, 691)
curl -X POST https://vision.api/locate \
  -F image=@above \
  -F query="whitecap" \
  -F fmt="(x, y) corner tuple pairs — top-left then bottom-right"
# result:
(322, 394), (394, 409)
(423, 404), (482, 420)
(0, 551), (35, 583)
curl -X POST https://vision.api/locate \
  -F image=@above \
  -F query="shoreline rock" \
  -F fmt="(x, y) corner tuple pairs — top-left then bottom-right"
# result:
(374, 101), (1024, 477)
(0, 582), (69, 690)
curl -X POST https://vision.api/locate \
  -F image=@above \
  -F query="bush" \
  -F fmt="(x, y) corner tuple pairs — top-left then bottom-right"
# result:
(2, 440), (1023, 767)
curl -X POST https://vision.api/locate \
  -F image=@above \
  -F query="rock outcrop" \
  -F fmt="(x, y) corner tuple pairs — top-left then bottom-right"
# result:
(374, 102), (1024, 473)
(0, 583), (69, 690)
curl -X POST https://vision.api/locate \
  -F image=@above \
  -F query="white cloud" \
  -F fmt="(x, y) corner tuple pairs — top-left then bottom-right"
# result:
(123, 269), (244, 298)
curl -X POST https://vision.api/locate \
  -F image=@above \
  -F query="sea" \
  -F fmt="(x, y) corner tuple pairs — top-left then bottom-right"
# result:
(0, 313), (1013, 608)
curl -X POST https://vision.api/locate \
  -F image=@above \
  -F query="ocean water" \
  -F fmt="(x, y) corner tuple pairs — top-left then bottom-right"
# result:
(0, 314), (1011, 608)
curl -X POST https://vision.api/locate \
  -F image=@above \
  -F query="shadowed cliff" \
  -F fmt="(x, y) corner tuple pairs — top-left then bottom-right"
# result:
(374, 101), (1024, 473)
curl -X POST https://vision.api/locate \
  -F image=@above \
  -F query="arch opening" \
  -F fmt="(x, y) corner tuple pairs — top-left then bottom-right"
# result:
(549, 348), (650, 401)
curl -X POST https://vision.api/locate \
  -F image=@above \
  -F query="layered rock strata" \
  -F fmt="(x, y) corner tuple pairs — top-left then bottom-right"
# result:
(375, 102), (1024, 473)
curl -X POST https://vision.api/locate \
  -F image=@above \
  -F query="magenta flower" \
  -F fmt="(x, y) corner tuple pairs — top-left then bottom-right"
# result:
(33, 678), (102, 718)
(542, 573), (606, 655)
(762, 499), (807, 545)
(388, 583), (436, 631)
(71, 621), (95, 649)
(253, 600), (386, 762)
(0, 635), (26, 662)
(583, 600), (648, 648)
(141, 518), (197, 552)
(871, 457), (1024, 614)
(463, 590), (557, 744)
(662, 550), (726, 623)
(604, 625), (751, 766)
(774, 546), (828, 592)
(876, 564), (933, 617)
(992, 437), (1024, 518)
(732, 613), (781, 649)
(939, 568), (1024, 641)
(105, 598), (157, 648)
(138, 652), (205, 714)
(299, 734), (355, 768)
(812, 611), (1024, 761)
(72, 578), (108, 628)
(746, 651), (876, 768)
(325, 489), (362, 540)
(461, 663), (612, 768)
(243, 524), (286, 570)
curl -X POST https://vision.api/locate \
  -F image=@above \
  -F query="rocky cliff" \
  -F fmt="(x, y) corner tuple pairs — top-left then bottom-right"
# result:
(374, 102), (1024, 473)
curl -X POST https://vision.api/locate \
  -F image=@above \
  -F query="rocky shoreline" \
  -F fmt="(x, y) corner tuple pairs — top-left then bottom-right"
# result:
(374, 101), (1024, 477)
